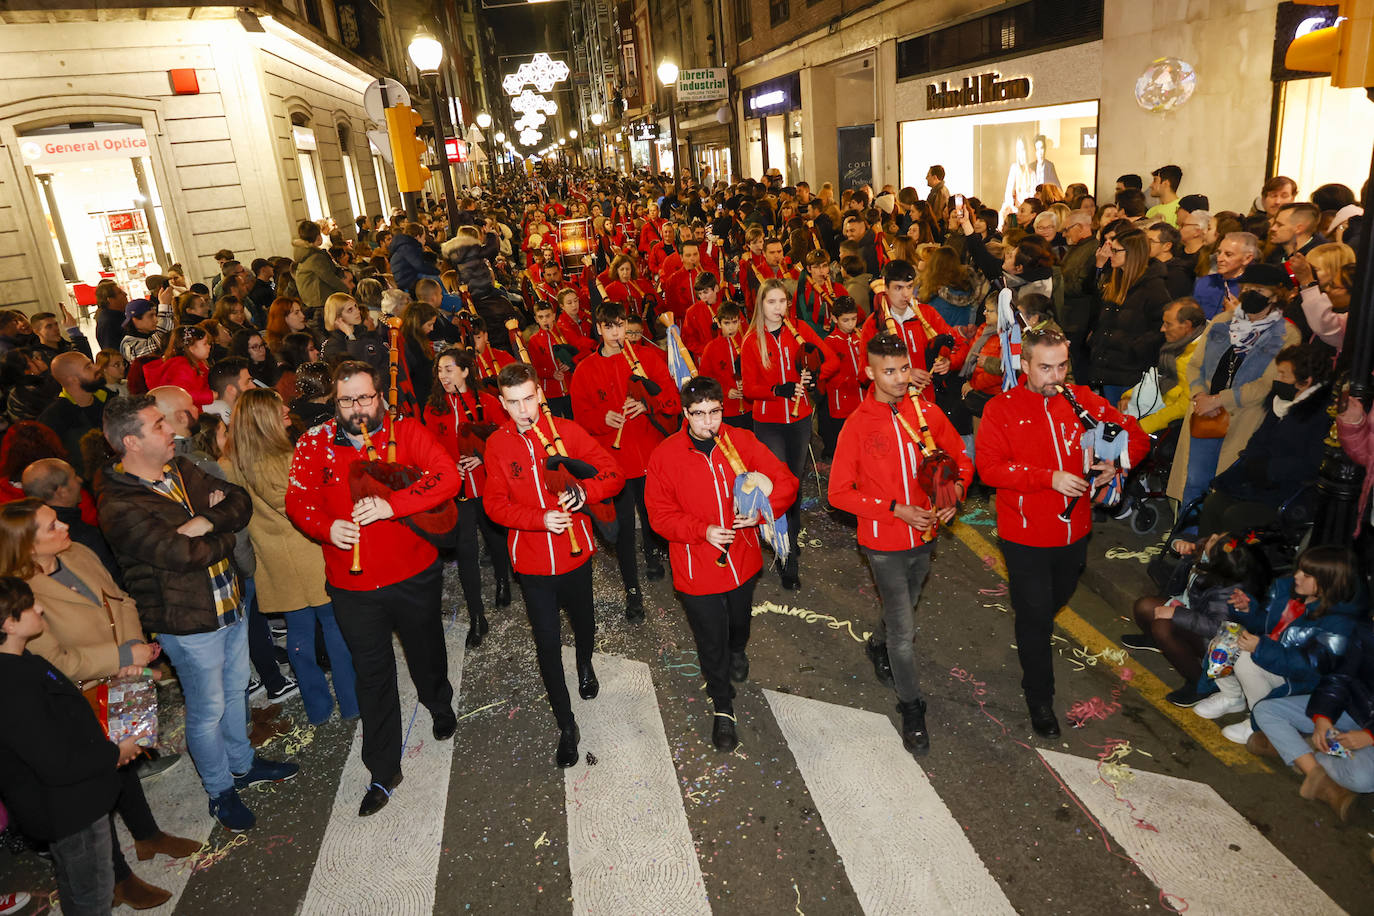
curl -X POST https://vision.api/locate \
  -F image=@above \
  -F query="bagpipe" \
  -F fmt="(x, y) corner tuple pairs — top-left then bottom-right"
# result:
(448, 391), (499, 502)
(893, 385), (963, 536)
(612, 340), (668, 448)
(780, 316), (822, 419)
(505, 318), (616, 556)
(1054, 383), (1131, 521)
(871, 280), (955, 376)
(658, 315), (791, 568)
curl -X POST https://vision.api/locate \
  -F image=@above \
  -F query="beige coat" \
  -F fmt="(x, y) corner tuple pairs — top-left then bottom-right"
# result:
(222, 452), (330, 612)
(1167, 318), (1301, 502)
(27, 543), (144, 684)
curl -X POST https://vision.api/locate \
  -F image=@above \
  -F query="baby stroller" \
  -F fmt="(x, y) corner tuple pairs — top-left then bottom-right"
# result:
(1121, 423), (1181, 534)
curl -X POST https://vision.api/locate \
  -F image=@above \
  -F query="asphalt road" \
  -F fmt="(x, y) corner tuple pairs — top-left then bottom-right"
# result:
(1, 467), (1368, 915)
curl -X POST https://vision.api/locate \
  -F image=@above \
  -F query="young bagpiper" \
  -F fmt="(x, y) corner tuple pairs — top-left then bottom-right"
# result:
(645, 376), (797, 751)
(483, 363), (625, 767)
(700, 303), (752, 429)
(828, 333), (972, 756)
(819, 296), (864, 459)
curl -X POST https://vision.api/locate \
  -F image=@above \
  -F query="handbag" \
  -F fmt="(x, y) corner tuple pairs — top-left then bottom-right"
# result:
(1124, 368), (1165, 419)
(1189, 408), (1230, 439)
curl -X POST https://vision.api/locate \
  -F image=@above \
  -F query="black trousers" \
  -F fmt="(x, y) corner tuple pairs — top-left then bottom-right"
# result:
(753, 416), (811, 578)
(723, 413), (753, 430)
(109, 763), (159, 881)
(1001, 536), (1089, 707)
(328, 561), (452, 784)
(520, 562), (596, 729)
(608, 475), (665, 593)
(679, 574), (759, 713)
(454, 496), (510, 618)
(816, 398), (841, 458)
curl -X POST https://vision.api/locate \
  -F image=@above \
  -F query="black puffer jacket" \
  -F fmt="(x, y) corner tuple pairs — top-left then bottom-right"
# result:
(96, 455), (252, 636)
(1212, 384), (1330, 506)
(441, 231), (501, 301)
(1307, 618), (1374, 731)
(1087, 260), (1172, 387)
(322, 326), (387, 373)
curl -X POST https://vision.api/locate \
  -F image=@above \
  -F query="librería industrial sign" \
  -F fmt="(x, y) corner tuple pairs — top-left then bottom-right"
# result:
(926, 71), (1032, 111)
(676, 68), (728, 102)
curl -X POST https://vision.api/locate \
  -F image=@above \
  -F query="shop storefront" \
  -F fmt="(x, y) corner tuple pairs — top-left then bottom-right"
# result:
(1269, 2), (1374, 195)
(19, 123), (176, 296)
(629, 119), (657, 171)
(895, 40), (1101, 217)
(742, 73), (803, 185)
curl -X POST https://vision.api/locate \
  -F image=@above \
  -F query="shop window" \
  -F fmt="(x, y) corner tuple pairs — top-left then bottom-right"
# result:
(337, 123), (364, 222)
(769, 0), (788, 27)
(734, 0), (752, 40)
(371, 151), (393, 215)
(896, 0), (1103, 81)
(1274, 78), (1374, 200)
(291, 118), (329, 222)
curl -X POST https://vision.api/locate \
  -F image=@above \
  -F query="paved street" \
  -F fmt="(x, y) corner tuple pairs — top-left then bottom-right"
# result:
(2, 469), (1367, 914)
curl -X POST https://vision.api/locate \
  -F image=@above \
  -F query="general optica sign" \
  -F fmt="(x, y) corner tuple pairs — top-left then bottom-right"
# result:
(21, 128), (151, 166)
(676, 68), (727, 102)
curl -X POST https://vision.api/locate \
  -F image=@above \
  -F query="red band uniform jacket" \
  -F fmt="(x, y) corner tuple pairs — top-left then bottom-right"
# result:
(570, 345), (682, 478)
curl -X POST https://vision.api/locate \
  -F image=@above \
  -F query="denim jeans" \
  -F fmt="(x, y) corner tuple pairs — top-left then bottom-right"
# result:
(159, 617), (254, 798)
(864, 545), (934, 704)
(1100, 384), (1128, 407)
(1181, 434), (1225, 513)
(285, 603), (359, 725)
(1252, 694), (1374, 793)
(244, 577), (288, 692)
(50, 815), (114, 916)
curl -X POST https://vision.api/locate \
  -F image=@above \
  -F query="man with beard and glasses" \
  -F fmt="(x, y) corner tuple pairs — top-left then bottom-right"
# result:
(286, 361), (461, 817)
(38, 352), (112, 477)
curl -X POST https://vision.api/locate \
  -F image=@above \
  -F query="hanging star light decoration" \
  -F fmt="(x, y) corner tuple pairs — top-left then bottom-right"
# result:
(503, 52), (570, 96)
(510, 90), (557, 117)
(519, 128), (543, 146)
(514, 112), (547, 131)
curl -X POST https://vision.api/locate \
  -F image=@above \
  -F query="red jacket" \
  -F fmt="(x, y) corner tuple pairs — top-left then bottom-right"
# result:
(638, 218), (667, 255)
(528, 327), (577, 398)
(661, 266), (704, 322)
(150, 356), (213, 406)
(968, 324), (1003, 396)
(472, 344), (515, 388)
(603, 278), (656, 319)
(821, 329), (864, 419)
(570, 344), (681, 478)
(975, 381), (1150, 548)
(859, 295), (970, 402)
(741, 322), (841, 424)
(482, 414), (624, 576)
(421, 388), (505, 499)
(700, 334), (751, 418)
(682, 301), (717, 360)
(645, 428), (798, 595)
(828, 391), (974, 551)
(556, 312), (597, 355)
(286, 416), (461, 590)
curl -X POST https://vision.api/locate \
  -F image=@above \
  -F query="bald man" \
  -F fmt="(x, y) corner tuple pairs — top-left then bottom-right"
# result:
(37, 352), (110, 477)
(148, 385), (202, 458)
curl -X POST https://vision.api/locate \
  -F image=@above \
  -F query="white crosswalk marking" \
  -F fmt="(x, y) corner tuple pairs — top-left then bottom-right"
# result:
(764, 689), (1016, 916)
(299, 629), (466, 915)
(1039, 749), (1346, 915)
(562, 648), (712, 915)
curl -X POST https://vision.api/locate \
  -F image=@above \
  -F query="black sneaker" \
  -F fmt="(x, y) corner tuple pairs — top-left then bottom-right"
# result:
(625, 587), (645, 622)
(729, 651), (749, 683)
(247, 676), (264, 698)
(265, 676), (299, 703)
(1120, 633), (1161, 654)
(897, 699), (930, 757)
(865, 637), (895, 688)
(712, 711), (738, 752)
(1165, 684), (1213, 708)
(645, 554), (666, 582)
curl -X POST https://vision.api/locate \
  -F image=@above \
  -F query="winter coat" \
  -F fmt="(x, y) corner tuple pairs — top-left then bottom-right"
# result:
(441, 231), (500, 300)
(1229, 576), (1365, 700)
(388, 233), (437, 294)
(322, 326), (386, 373)
(1057, 237), (1099, 340)
(571, 346), (682, 479)
(291, 240), (349, 311)
(1211, 384), (1330, 507)
(1161, 257), (1195, 300)
(1338, 405), (1374, 536)
(1168, 577), (1243, 640)
(1087, 260), (1172, 387)
(25, 543), (144, 683)
(929, 286), (978, 329)
(222, 452), (329, 613)
(96, 455), (252, 635)
(1166, 316), (1301, 502)
(741, 322), (841, 424)
(645, 427), (797, 595)
(1306, 618), (1374, 734)
(1136, 333), (1203, 435)
(157, 356), (213, 406)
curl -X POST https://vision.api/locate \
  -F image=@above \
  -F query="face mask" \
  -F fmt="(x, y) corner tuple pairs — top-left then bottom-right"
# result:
(1271, 381), (1297, 402)
(1239, 290), (1274, 315)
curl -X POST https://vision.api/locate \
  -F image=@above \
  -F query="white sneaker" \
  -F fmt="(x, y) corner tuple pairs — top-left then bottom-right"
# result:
(1221, 720), (1254, 744)
(1193, 692), (1247, 719)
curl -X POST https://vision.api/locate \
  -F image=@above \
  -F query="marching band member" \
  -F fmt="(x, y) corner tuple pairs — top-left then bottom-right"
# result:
(859, 259), (969, 404)
(661, 239), (708, 324)
(681, 273), (721, 361)
(819, 296), (864, 458)
(603, 255), (658, 323)
(527, 301), (579, 418)
(700, 303), (752, 429)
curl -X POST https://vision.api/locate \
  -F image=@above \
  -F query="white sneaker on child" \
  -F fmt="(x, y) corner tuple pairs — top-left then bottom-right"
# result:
(1221, 720), (1254, 744)
(1193, 692), (1247, 719)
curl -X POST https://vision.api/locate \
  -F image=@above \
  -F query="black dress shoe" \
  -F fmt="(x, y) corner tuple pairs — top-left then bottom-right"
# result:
(625, 587), (645, 622)
(897, 699), (930, 757)
(494, 577), (512, 608)
(712, 712), (738, 752)
(865, 637), (895, 688)
(465, 611), (489, 649)
(556, 724), (580, 768)
(729, 650), (750, 683)
(645, 554), (666, 581)
(1028, 703), (1061, 739)
(780, 572), (800, 590)
(577, 661), (599, 700)
(432, 710), (458, 741)
(359, 773), (403, 817)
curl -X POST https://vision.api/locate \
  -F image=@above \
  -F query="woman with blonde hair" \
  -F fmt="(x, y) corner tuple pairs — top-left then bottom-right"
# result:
(223, 388), (358, 725)
(1087, 228), (1172, 403)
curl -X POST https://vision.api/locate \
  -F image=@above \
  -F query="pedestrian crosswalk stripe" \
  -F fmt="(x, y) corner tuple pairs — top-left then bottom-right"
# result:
(299, 633), (466, 915)
(1039, 748), (1345, 915)
(562, 648), (711, 915)
(765, 689), (1016, 915)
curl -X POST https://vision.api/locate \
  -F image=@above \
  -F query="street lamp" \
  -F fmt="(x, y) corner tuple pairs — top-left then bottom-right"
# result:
(589, 112), (605, 170)
(476, 111), (492, 129)
(657, 59), (681, 182)
(408, 27), (458, 227)
(569, 129), (578, 139)
(494, 131), (505, 143)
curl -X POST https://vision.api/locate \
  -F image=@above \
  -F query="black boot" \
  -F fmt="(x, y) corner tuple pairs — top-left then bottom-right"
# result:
(494, 575), (512, 608)
(625, 587), (645, 622)
(577, 659), (599, 699)
(556, 723), (580, 768)
(645, 551), (666, 582)
(465, 609), (489, 649)
(896, 699), (930, 757)
(712, 710), (738, 752)
(1028, 702), (1061, 739)
(865, 637), (895, 687)
(729, 650), (750, 683)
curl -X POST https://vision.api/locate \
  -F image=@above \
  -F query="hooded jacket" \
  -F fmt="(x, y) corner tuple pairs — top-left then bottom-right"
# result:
(975, 380), (1150, 548)
(291, 240), (349, 311)
(1306, 618), (1374, 736)
(645, 427), (797, 595)
(741, 321), (841, 424)
(1231, 576), (1364, 700)
(387, 232), (437, 294)
(1088, 260), (1172, 387)
(442, 231), (501, 300)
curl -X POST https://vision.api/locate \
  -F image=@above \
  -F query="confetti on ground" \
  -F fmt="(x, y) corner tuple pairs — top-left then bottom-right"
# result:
(751, 601), (871, 643)
(1105, 544), (1164, 564)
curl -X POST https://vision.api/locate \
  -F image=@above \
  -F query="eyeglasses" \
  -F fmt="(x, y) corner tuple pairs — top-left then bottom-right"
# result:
(687, 407), (723, 420)
(337, 393), (379, 409)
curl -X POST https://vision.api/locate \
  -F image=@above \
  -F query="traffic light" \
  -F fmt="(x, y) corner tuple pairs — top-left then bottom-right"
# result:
(385, 103), (431, 193)
(1286, 0), (1374, 89)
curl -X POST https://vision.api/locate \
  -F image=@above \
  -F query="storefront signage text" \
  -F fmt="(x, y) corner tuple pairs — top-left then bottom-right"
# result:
(630, 121), (659, 141)
(744, 73), (802, 117)
(926, 72), (1032, 111)
(20, 128), (150, 166)
(676, 68), (727, 102)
